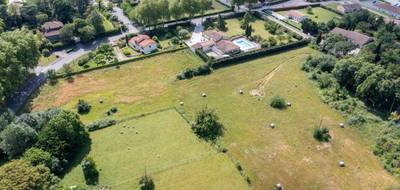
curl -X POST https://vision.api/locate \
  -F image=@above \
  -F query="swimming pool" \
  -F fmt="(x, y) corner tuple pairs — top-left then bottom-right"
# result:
(232, 38), (257, 51)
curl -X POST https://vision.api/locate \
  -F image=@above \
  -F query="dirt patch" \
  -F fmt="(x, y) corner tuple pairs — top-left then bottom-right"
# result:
(250, 64), (282, 97)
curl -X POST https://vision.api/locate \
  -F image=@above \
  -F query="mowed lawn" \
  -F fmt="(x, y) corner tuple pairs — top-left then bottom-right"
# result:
(61, 110), (249, 189)
(278, 7), (342, 28)
(224, 18), (295, 42)
(29, 48), (399, 189)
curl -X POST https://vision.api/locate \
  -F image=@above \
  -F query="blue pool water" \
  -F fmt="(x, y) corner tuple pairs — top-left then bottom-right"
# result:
(233, 38), (256, 51)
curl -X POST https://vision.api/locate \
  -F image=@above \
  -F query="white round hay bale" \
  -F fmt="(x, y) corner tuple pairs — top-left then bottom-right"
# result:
(99, 99), (104, 104)
(287, 102), (292, 107)
(202, 93), (207, 97)
(270, 123), (276, 128)
(239, 89), (244, 94)
(179, 101), (184, 106)
(276, 183), (282, 190)
(339, 123), (345, 128)
(339, 161), (345, 167)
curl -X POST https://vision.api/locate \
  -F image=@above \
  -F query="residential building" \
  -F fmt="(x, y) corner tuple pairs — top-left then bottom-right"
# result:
(337, 3), (362, 13)
(128, 34), (157, 54)
(287, 10), (307, 22)
(192, 40), (216, 52)
(331, 27), (373, 46)
(204, 30), (226, 42)
(376, 3), (400, 19)
(41, 21), (64, 42)
(213, 40), (241, 55)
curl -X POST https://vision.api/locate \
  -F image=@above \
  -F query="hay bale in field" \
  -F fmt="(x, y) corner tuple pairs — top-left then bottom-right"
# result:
(276, 183), (282, 190)
(202, 93), (207, 97)
(270, 123), (276, 128)
(180, 101), (184, 106)
(339, 161), (345, 167)
(339, 123), (345, 128)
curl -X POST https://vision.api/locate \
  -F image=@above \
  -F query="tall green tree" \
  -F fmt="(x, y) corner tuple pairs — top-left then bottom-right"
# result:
(0, 29), (41, 103)
(0, 123), (37, 158)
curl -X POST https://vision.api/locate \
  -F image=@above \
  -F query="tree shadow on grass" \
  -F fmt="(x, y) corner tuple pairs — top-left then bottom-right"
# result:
(59, 139), (92, 179)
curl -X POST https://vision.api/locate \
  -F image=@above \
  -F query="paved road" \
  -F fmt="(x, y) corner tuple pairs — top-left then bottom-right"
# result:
(5, 5), (140, 113)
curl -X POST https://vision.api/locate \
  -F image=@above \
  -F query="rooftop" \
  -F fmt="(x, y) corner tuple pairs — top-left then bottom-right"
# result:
(331, 27), (373, 46)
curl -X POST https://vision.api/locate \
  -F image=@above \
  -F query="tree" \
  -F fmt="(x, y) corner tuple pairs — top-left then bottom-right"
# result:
(87, 10), (105, 34)
(245, 24), (252, 37)
(270, 95), (286, 109)
(301, 18), (319, 35)
(0, 29), (41, 104)
(0, 123), (37, 158)
(139, 173), (155, 190)
(217, 14), (226, 31)
(23, 148), (61, 173)
(75, 0), (90, 16)
(0, 160), (59, 189)
(82, 157), (99, 185)
(35, 13), (48, 25)
(170, 0), (184, 22)
(192, 107), (224, 141)
(313, 127), (331, 142)
(76, 99), (91, 114)
(20, 3), (38, 26)
(36, 110), (89, 162)
(59, 23), (75, 42)
(158, 0), (170, 24)
(52, 0), (74, 22)
(181, 0), (200, 19)
(199, 0), (212, 20)
(78, 25), (96, 43)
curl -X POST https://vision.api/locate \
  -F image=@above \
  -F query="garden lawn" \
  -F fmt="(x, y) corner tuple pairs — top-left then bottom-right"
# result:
(61, 109), (249, 189)
(39, 54), (58, 66)
(29, 48), (399, 189)
(279, 7), (342, 24)
(224, 18), (295, 42)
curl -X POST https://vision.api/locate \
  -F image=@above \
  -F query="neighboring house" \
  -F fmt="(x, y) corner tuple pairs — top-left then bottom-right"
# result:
(204, 30), (226, 42)
(337, 3), (362, 14)
(331, 27), (373, 46)
(213, 40), (241, 55)
(41, 21), (64, 42)
(128, 34), (157, 54)
(376, 3), (400, 19)
(287, 10), (307, 22)
(192, 40), (216, 52)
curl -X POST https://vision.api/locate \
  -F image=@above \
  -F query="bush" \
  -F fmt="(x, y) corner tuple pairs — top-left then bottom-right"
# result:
(0, 160), (59, 189)
(270, 95), (286, 109)
(0, 123), (37, 158)
(23, 148), (61, 173)
(78, 56), (90, 67)
(122, 48), (132, 56)
(178, 29), (190, 39)
(313, 127), (331, 142)
(76, 99), (91, 114)
(42, 48), (50, 57)
(192, 107), (224, 141)
(86, 118), (117, 132)
(82, 157), (99, 185)
(139, 174), (155, 190)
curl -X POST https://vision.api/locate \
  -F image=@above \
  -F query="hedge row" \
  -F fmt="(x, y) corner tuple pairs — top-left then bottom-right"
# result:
(87, 118), (117, 132)
(271, 3), (321, 12)
(56, 46), (188, 78)
(212, 39), (310, 69)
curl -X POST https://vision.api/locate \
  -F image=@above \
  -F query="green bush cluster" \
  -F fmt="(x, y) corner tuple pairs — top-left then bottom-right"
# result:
(76, 99), (91, 114)
(313, 127), (331, 142)
(177, 65), (212, 80)
(270, 95), (286, 109)
(81, 157), (99, 185)
(192, 107), (224, 141)
(86, 118), (117, 132)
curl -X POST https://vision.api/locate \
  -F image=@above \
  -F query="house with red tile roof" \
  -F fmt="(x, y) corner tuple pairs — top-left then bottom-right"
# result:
(337, 3), (362, 14)
(128, 34), (157, 54)
(213, 40), (241, 55)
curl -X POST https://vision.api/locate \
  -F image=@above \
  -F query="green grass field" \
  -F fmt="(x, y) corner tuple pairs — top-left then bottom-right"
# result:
(29, 48), (399, 189)
(224, 18), (295, 42)
(278, 7), (342, 28)
(61, 109), (249, 189)
(38, 54), (58, 66)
